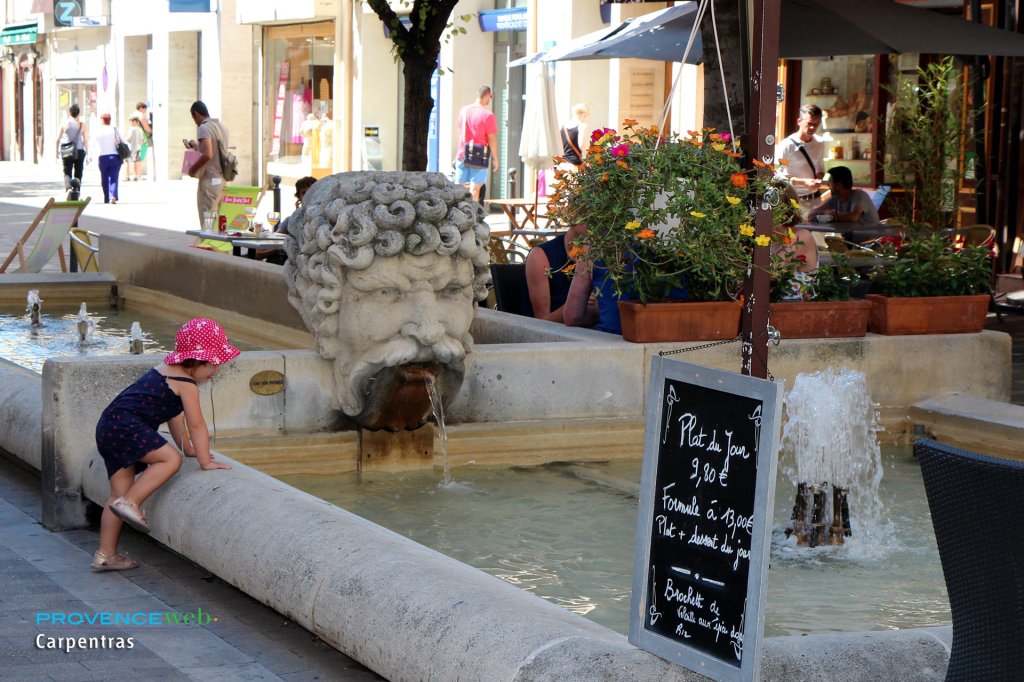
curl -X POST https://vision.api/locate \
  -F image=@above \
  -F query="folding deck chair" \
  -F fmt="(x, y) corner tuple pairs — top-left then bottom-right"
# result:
(0, 198), (91, 273)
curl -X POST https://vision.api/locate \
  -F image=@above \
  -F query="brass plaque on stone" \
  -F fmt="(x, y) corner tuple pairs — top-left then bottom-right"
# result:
(249, 370), (285, 396)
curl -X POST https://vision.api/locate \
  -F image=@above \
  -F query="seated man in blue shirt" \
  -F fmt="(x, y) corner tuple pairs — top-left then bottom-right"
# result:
(807, 165), (881, 243)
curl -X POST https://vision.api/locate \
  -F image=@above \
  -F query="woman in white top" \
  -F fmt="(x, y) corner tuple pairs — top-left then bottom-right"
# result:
(56, 104), (88, 191)
(93, 113), (124, 204)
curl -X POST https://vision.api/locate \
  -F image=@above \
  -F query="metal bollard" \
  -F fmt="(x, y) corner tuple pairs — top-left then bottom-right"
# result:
(271, 175), (281, 213)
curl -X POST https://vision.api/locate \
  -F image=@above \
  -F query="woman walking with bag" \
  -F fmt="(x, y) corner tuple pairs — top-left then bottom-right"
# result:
(56, 104), (88, 191)
(93, 113), (125, 204)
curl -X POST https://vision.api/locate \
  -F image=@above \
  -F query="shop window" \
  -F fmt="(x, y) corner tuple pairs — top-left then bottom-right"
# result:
(264, 22), (335, 177)
(799, 55), (876, 185)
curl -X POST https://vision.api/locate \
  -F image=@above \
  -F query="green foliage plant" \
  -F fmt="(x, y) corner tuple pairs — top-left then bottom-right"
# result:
(884, 57), (972, 228)
(869, 231), (992, 297)
(548, 121), (797, 304)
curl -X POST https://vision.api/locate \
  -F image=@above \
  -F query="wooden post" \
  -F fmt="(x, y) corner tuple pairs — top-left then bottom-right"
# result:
(740, 0), (782, 379)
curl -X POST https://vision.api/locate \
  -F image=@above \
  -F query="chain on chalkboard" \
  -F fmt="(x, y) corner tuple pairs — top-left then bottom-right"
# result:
(658, 325), (781, 381)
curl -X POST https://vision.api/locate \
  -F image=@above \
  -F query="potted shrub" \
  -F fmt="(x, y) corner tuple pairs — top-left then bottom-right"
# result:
(769, 249), (873, 339)
(866, 232), (992, 334)
(548, 121), (796, 342)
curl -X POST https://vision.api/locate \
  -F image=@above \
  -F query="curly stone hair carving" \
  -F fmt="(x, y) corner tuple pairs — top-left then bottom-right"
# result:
(283, 171), (491, 356)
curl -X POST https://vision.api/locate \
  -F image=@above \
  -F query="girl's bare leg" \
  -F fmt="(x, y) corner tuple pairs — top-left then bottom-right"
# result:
(97, 466), (135, 556)
(122, 444), (183, 506)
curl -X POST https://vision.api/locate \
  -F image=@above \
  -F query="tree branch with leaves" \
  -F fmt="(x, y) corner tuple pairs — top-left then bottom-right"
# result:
(364, 0), (470, 170)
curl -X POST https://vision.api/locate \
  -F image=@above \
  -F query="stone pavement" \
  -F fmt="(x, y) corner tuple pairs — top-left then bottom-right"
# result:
(0, 454), (382, 682)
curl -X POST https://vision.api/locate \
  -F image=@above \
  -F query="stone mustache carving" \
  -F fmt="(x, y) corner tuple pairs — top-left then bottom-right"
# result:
(283, 171), (490, 431)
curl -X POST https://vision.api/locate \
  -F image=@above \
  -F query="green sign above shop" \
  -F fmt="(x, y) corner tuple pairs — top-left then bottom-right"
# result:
(0, 23), (37, 46)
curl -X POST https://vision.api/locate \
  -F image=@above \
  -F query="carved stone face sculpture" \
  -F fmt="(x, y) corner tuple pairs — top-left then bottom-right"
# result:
(283, 171), (490, 431)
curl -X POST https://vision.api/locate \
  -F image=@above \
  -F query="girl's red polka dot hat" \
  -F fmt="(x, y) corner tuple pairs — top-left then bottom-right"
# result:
(164, 318), (241, 365)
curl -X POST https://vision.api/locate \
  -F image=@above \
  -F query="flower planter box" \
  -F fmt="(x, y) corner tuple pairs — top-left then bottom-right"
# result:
(769, 299), (873, 339)
(866, 293), (989, 335)
(617, 300), (741, 343)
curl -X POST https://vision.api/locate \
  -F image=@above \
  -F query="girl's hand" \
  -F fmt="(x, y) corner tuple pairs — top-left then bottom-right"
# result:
(200, 460), (232, 471)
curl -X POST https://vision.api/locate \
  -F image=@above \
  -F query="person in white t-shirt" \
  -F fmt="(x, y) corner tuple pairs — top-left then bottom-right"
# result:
(775, 103), (825, 207)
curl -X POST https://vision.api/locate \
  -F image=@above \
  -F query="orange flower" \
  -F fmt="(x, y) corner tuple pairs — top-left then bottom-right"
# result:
(777, 158), (789, 167)
(687, 130), (701, 138)
(637, 229), (656, 239)
(730, 172), (748, 188)
(752, 158), (770, 168)
(616, 159), (631, 170)
(623, 118), (638, 126)
(599, 173), (610, 184)
(724, 150), (743, 158)
(562, 262), (576, 274)
(568, 244), (587, 258)
(552, 155), (567, 165)
(589, 145), (604, 154)
(593, 155), (603, 165)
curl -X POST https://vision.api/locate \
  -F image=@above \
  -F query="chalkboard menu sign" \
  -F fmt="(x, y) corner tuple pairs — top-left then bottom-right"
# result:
(629, 357), (782, 681)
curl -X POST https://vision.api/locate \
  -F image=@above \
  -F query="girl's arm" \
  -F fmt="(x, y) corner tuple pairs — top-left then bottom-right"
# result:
(166, 413), (195, 457)
(177, 382), (231, 470)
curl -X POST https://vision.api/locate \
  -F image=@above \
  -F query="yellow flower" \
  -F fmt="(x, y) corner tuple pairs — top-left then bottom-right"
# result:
(690, 211), (706, 218)
(755, 234), (772, 247)
(739, 223), (755, 237)
(726, 196), (741, 205)
(625, 220), (641, 231)
(712, 142), (726, 152)
(790, 199), (801, 210)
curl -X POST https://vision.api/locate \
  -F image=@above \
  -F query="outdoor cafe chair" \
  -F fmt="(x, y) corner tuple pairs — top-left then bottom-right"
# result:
(69, 228), (100, 272)
(1, 198), (91, 274)
(915, 439), (1024, 681)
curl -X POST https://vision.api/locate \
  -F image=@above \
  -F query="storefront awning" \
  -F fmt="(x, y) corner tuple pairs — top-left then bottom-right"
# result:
(1, 22), (38, 47)
(479, 8), (527, 33)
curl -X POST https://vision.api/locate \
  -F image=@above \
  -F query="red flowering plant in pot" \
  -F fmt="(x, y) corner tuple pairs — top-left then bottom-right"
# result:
(866, 230), (994, 335)
(547, 121), (797, 341)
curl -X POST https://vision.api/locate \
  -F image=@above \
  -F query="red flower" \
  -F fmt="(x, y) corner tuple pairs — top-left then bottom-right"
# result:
(730, 172), (748, 188)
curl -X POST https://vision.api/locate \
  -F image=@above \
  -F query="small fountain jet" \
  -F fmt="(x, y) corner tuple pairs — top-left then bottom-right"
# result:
(76, 302), (96, 343)
(26, 290), (42, 326)
(129, 322), (144, 354)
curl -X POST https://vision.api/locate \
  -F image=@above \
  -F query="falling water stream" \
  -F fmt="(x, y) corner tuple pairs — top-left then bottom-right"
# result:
(26, 290), (42, 326)
(425, 376), (452, 485)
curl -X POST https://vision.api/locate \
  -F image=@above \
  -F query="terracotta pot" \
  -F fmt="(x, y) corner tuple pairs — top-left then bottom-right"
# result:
(866, 293), (990, 335)
(769, 299), (873, 339)
(617, 300), (741, 343)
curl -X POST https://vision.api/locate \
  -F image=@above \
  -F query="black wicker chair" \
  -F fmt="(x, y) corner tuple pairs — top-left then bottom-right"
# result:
(915, 439), (1024, 681)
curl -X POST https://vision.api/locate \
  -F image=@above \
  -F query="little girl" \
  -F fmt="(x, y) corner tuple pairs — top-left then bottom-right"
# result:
(91, 318), (238, 571)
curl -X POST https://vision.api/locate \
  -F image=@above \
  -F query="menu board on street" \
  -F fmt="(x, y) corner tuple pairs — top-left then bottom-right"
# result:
(629, 357), (782, 681)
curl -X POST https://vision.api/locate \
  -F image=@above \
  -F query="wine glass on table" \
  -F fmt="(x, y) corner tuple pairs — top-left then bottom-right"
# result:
(242, 207), (257, 234)
(266, 211), (281, 235)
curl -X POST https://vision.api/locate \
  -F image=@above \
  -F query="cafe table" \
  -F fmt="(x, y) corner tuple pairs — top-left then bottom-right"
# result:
(185, 229), (282, 258)
(232, 236), (287, 260)
(485, 197), (561, 232)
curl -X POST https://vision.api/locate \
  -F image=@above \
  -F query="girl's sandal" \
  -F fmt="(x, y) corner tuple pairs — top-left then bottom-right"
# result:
(91, 550), (139, 571)
(110, 496), (150, 534)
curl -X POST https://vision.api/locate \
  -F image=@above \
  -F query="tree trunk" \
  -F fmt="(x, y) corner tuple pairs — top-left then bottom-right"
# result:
(401, 58), (436, 171)
(700, 0), (748, 136)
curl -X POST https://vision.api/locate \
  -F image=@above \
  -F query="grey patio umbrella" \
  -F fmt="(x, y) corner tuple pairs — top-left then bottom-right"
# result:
(546, 0), (1024, 62)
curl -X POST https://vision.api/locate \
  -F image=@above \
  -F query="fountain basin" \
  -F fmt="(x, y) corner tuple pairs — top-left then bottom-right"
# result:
(1, 232), (1014, 680)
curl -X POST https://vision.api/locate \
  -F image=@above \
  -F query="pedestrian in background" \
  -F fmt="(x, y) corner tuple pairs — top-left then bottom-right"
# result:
(186, 101), (230, 227)
(126, 117), (145, 181)
(455, 85), (499, 203)
(93, 113), (123, 204)
(56, 104), (88, 191)
(133, 101), (153, 180)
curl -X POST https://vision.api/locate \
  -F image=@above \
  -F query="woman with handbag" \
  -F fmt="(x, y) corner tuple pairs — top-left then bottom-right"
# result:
(93, 113), (127, 204)
(56, 104), (88, 191)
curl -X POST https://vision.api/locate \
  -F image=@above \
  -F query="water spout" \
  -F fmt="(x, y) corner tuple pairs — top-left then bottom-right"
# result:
(76, 302), (96, 343)
(129, 321), (144, 354)
(26, 290), (42, 326)
(781, 368), (883, 548)
(425, 376), (450, 484)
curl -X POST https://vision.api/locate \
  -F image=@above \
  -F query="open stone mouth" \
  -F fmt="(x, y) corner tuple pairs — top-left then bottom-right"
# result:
(397, 361), (442, 380)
